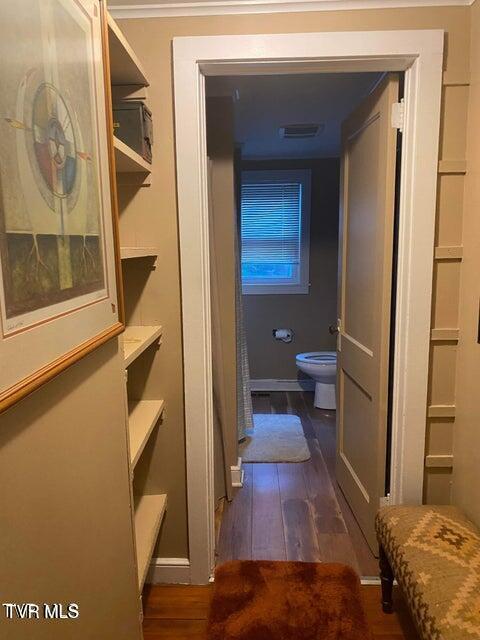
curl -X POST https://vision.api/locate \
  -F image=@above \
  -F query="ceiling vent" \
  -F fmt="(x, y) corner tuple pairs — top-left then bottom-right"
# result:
(279, 123), (324, 139)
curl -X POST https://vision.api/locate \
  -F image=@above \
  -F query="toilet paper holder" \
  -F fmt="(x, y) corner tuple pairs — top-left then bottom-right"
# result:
(273, 328), (294, 343)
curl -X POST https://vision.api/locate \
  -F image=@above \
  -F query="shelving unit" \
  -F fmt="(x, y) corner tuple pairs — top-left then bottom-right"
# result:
(134, 493), (168, 588)
(123, 325), (162, 367)
(128, 399), (165, 468)
(107, 11), (166, 604)
(121, 247), (158, 260)
(107, 13), (149, 86)
(114, 136), (151, 174)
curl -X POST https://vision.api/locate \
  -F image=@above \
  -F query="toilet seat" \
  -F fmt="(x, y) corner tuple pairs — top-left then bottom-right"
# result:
(295, 351), (337, 410)
(296, 351), (336, 365)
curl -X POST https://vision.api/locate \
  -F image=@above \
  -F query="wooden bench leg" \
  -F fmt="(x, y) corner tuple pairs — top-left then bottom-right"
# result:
(379, 544), (394, 614)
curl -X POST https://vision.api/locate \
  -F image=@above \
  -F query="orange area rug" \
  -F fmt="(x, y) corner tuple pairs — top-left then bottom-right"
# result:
(208, 560), (372, 640)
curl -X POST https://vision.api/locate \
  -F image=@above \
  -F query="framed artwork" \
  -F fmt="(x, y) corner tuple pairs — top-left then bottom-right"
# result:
(0, 0), (123, 412)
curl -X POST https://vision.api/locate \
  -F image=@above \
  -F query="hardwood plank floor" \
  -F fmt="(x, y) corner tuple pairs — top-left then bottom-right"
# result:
(278, 462), (322, 562)
(143, 585), (211, 620)
(142, 584), (419, 639)
(216, 464), (253, 561)
(251, 463), (286, 560)
(217, 391), (378, 575)
(302, 393), (379, 575)
(143, 392), (419, 638)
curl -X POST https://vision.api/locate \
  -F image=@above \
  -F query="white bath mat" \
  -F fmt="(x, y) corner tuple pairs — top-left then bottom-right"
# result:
(239, 414), (311, 463)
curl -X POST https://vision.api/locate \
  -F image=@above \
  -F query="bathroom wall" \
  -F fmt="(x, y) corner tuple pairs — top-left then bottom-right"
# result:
(242, 158), (340, 381)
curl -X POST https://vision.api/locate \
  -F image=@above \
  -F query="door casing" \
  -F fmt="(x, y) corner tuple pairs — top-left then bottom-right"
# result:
(172, 30), (444, 583)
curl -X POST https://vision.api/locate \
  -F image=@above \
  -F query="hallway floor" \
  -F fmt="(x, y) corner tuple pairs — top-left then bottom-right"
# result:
(142, 583), (419, 639)
(142, 391), (419, 640)
(216, 391), (377, 575)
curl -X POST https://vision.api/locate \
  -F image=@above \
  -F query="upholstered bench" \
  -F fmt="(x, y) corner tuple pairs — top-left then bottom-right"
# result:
(375, 505), (480, 640)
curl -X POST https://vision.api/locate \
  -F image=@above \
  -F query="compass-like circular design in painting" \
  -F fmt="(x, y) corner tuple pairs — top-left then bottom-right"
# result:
(31, 83), (77, 199)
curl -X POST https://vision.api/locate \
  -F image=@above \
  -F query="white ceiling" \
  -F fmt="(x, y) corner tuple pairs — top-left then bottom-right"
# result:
(207, 73), (382, 160)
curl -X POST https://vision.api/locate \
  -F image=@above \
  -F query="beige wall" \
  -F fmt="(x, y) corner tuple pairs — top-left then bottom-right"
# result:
(242, 158), (339, 380)
(117, 3), (470, 552)
(451, 0), (480, 525)
(0, 341), (140, 639)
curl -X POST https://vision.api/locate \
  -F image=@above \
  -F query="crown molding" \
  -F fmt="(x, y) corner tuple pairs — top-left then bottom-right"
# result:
(109, 0), (472, 19)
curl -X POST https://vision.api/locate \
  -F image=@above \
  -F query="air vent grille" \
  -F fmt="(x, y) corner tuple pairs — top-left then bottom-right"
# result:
(279, 123), (323, 139)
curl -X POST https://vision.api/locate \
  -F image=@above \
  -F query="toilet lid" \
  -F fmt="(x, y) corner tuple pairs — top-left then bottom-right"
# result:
(296, 351), (336, 364)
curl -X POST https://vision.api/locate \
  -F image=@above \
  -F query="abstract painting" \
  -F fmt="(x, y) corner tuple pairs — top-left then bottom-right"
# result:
(0, 0), (123, 410)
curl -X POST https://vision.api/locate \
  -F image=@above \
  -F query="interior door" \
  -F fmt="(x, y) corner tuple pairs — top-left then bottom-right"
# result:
(336, 74), (399, 552)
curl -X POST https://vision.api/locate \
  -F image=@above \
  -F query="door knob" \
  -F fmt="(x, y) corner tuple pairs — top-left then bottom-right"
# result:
(329, 324), (339, 335)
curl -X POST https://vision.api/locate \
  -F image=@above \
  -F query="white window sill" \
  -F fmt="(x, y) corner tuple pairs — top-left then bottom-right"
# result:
(242, 283), (310, 295)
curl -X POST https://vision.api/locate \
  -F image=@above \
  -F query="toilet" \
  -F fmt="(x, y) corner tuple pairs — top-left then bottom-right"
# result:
(295, 351), (337, 410)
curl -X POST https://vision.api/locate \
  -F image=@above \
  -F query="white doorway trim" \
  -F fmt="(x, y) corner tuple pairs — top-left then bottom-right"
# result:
(173, 30), (444, 584)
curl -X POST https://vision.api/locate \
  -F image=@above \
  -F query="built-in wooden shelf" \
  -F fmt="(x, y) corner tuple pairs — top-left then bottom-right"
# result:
(108, 13), (149, 87)
(134, 493), (167, 588)
(442, 71), (470, 87)
(128, 399), (165, 468)
(121, 246), (158, 260)
(437, 159), (467, 174)
(114, 136), (151, 174)
(123, 326), (162, 367)
(425, 454), (454, 469)
(108, 11), (166, 596)
(434, 245), (463, 261)
(427, 404), (456, 418)
(430, 328), (459, 342)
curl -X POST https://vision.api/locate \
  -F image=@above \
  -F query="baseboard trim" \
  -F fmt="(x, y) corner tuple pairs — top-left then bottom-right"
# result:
(146, 557), (191, 584)
(231, 456), (244, 487)
(250, 378), (315, 392)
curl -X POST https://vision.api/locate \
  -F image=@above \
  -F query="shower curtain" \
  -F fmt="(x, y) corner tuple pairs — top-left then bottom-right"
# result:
(207, 148), (253, 503)
(206, 101), (253, 504)
(235, 229), (254, 442)
(208, 158), (232, 501)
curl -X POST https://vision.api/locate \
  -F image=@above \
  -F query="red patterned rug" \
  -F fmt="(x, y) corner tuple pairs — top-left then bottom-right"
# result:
(208, 560), (372, 640)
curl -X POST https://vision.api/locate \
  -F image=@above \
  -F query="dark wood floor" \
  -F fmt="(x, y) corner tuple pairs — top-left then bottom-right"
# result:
(142, 583), (419, 639)
(217, 391), (378, 575)
(142, 391), (419, 639)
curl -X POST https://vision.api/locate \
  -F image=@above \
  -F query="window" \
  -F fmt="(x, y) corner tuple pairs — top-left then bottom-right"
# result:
(240, 169), (311, 294)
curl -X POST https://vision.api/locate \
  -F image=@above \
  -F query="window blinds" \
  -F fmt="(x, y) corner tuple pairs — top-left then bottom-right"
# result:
(240, 181), (303, 266)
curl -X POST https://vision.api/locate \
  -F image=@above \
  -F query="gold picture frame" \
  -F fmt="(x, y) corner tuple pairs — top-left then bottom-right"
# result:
(0, 0), (124, 413)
